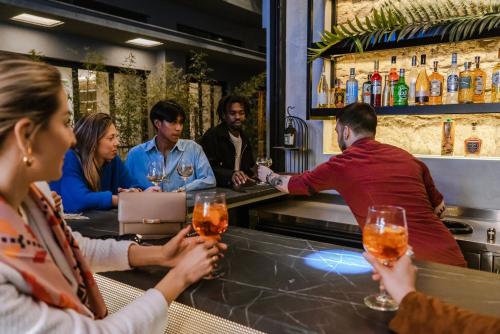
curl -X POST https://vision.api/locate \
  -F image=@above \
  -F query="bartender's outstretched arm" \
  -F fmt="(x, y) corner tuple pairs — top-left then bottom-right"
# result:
(257, 165), (291, 193)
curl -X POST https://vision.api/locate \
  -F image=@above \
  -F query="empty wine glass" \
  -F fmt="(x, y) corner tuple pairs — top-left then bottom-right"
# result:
(363, 205), (408, 311)
(256, 157), (273, 185)
(147, 157), (167, 190)
(176, 159), (193, 192)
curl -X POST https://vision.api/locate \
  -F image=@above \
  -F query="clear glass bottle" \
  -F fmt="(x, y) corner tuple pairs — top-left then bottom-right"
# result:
(459, 62), (473, 104)
(362, 73), (372, 104)
(492, 49), (500, 103)
(415, 54), (430, 105)
(393, 69), (409, 106)
(382, 75), (390, 107)
(446, 53), (459, 104)
(472, 56), (486, 103)
(345, 68), (359, 104)
(388, 56), (399, 106)
(464, 122), (482, 157)
(371, 60), (382, 107)
(317, 64), (329, 108)
(429, 61), (444, 105)
(407, 55), (419, 106)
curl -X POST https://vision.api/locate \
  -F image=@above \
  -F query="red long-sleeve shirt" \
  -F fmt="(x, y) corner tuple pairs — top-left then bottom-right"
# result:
(288, 138), (466, 267)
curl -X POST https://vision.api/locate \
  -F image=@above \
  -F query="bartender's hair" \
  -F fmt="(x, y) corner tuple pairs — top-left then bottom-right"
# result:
(216, 95), (250, 121)
(149, 100), (186, 130)
(335, 103), (377, 135)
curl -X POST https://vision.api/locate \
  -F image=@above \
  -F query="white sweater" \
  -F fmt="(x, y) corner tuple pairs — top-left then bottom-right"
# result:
(0, 232), (168, 334)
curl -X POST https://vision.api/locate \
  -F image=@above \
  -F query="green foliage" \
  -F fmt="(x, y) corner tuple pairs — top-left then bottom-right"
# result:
(80, 49), (107, 116)
(114, 53), (146, 149)
(309, 0), (500, 61)
(28, 49), (44, 62)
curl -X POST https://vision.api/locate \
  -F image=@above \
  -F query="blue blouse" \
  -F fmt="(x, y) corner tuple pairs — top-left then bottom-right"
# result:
(50, 150), (142, 213)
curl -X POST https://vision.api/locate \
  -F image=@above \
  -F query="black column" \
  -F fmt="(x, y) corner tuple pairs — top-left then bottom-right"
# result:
(269, 0), (286, 172)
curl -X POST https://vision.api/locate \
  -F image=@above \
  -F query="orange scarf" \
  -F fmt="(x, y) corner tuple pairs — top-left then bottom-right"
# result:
(0, 185), (107, 318)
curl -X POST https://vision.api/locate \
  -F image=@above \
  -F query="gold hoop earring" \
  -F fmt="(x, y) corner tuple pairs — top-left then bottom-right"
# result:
(23, 145), (33, 167)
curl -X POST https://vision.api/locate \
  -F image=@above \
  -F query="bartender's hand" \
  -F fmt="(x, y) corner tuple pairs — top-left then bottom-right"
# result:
(363, 252), (417, 304)
(434, 200), (446, 218)
(257, 165), (273, 183)
(232, 170), (250, 186)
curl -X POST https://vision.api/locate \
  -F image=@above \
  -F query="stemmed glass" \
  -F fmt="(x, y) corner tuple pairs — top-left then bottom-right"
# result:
(363, 205), (408, 311)
(176, 159), (193, 192)
(192, 192), (228, 279)
(147, 157), (167, 190)
(256, 157), (273, 185)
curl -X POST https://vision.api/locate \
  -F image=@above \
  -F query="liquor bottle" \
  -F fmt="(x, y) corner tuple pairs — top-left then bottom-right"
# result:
(388, 56), (399, 106)
(393, 69), (409, 106)
(407, 55), (419, 106)
(362, 74), (372, 104)
(382, 75), (390, 107)
(459, 62), (473, 104)
(415, 54), (430, 105)
(317, 64), (329, 108)
(345, 68), (359, 104)
(472, 56), (486, 103)
(464, 122), (482, 157)
(492, 49), (500, 102)
(370, 60), (382, 107)
(446, 53), (459, 104)
(429, 61), (444, 105)
(441, 119), (455, 156)
(333, 79), (345, 108)
(284, 118), (296, 148)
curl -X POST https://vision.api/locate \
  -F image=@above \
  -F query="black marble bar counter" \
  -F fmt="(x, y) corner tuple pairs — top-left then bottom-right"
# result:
(70, 218), (500, 333)
(67, 185), (285, 239)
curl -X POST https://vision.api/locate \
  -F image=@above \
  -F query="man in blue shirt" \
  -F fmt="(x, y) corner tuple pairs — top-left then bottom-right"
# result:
(126, 100), (216, 192)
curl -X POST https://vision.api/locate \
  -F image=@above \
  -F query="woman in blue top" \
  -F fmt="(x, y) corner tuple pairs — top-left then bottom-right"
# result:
(51, 113), (156, 213)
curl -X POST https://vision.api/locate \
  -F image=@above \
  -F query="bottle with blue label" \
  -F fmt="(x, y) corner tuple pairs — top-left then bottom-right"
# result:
(446, 53), (459, 104)
(459, 62), (473, 104)
(345, 68), (358, 105)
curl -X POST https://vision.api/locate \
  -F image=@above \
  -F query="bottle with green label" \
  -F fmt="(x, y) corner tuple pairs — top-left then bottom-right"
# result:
(393, 69), (409, 106)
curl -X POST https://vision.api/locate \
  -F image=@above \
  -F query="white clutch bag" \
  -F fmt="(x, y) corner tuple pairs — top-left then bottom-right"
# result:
(118, 192), (186, 239)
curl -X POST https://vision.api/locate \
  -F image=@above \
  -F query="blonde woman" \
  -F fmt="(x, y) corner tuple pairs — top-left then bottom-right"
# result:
(0, 54), (226, 333)
(50, 113), (158, 213)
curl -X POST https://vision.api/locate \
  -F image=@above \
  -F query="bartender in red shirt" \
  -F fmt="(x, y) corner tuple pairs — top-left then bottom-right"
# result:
(258, 103), (466, 267)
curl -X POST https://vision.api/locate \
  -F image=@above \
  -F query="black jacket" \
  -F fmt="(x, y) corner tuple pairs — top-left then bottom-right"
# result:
(198, 123), (255, 187)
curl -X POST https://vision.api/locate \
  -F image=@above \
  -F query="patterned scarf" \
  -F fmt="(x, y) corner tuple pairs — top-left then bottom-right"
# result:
(0, 184), (107, 318)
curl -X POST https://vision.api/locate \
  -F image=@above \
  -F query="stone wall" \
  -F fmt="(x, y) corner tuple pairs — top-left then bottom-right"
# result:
(319, 1), (500, 157)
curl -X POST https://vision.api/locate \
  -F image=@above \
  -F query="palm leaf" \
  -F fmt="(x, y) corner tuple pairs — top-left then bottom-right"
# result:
(308, 0), (500, 62)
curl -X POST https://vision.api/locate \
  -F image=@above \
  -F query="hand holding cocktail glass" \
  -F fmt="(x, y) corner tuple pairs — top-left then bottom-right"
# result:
(363, 205), (408, 311)
(191, 192), (229, 278)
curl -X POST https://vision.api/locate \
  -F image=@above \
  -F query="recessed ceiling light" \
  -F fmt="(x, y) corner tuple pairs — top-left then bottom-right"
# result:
(11, 13), (64, 27)
(125, 38), (163, 47)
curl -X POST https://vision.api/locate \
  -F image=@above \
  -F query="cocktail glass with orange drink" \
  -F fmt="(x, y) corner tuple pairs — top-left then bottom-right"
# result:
(363, 205), (408, 311)
(192, 192), (228, 278)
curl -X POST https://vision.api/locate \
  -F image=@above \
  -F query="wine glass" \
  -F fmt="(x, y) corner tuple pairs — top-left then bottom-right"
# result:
(256, 157), (273, 185)
(147, 158), (167, 190)
(192, 192), (228, 279)
(363, 205), (408, 311)
(176, 159), (194, 192)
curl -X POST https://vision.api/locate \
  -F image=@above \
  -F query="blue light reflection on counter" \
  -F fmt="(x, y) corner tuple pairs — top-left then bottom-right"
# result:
(304, 250), (373, 275)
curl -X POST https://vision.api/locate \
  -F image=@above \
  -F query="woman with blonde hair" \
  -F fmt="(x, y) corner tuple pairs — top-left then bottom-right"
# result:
(0, 54), (226, 333)
(50, 112), (157, 213)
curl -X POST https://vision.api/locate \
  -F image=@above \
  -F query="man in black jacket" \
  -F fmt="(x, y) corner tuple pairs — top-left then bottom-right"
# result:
(199, 95), (256, 188)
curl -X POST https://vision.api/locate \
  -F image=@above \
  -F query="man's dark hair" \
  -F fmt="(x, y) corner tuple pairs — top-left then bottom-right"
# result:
(149, 100), (186, 130)
(216, 95), (250, 121)
(335, 102), (377, 135)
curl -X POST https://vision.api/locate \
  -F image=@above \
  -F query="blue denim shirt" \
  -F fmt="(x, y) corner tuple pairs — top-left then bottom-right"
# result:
(125, 137), (216, 192)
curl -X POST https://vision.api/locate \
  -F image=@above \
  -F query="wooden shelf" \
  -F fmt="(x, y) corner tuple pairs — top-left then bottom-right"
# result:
(309, 103), (500, 119)
(313, 27), (500, 59)
(272, 146), (307, 152)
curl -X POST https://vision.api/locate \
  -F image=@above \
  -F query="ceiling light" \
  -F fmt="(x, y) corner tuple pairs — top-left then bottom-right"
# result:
(11, 13), (64, 27)
(125, 38), (163, 47)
